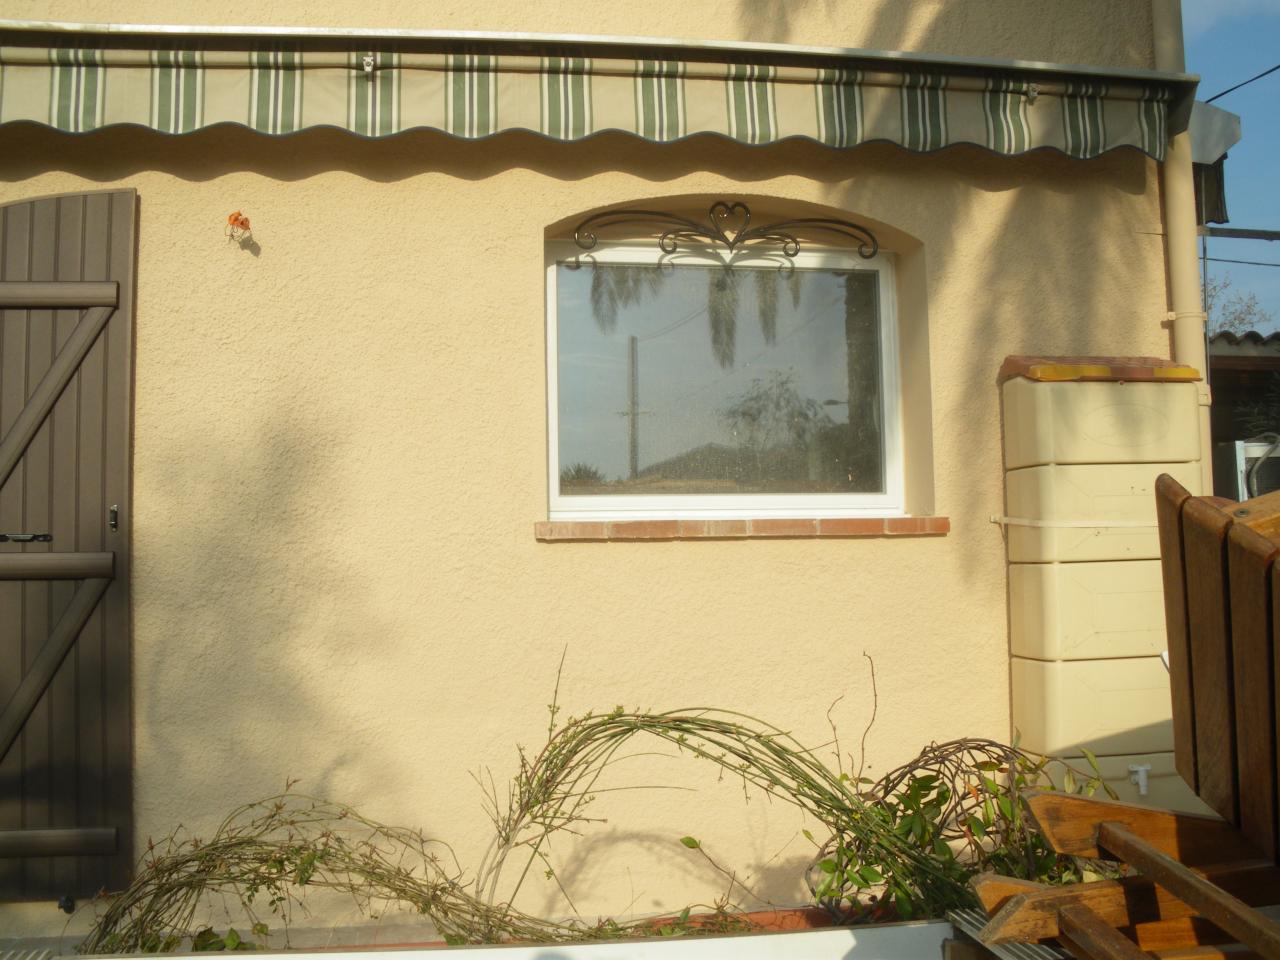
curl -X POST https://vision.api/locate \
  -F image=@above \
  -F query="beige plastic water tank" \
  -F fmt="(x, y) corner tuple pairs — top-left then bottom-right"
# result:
(1002, 378), (1200, 469)
(1010, 655), (1174, 757)
(1003, 460), (1201, 562)
(1000, 357), (1202, 806)
(1008, 560), (1167, 660)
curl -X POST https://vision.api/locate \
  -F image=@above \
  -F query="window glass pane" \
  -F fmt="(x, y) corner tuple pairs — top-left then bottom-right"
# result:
(556, 261), (884, 496)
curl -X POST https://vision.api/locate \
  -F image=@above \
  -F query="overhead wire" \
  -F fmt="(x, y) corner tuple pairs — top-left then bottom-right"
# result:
(1204, 61), (1280, 102)
(1205, 257), (1280, 268)
(638, 301), (708, 342)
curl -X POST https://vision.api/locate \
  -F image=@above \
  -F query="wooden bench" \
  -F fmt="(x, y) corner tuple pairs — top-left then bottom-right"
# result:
(968, 475), (1280, 959)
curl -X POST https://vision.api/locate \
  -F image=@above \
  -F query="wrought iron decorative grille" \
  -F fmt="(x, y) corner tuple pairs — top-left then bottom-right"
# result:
(573, 200), (878, 259)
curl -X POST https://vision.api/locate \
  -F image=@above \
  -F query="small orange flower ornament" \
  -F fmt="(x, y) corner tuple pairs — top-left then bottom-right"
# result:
(226, 211), (252, 241)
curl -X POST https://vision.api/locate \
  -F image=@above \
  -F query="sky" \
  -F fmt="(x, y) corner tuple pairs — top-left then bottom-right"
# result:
(1183, 0), (1280, 333)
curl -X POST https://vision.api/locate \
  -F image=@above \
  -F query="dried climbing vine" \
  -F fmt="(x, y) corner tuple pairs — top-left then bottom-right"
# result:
(81, 686), (1112, 951)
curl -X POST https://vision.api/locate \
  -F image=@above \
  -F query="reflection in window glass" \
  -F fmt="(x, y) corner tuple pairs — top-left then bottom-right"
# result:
(556, 262), (883, 496)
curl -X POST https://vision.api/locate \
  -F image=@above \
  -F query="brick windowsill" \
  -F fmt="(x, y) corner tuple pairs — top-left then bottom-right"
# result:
(535, 517), (950, 541)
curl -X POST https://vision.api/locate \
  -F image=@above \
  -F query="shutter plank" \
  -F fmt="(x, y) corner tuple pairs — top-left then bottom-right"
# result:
(0, 282), (117, 308)
(0, 199), (32, 896)
(50, 194), (85, 898)
(100, 190), (135, 892)
(0, 828), (116, 858)
(0, 574), (19, 897)
(20, 197), (57, 896)
(74, 192), (110, 898)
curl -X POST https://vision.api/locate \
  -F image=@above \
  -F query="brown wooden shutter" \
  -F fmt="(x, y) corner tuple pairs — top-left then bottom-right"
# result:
(0, 189), (136, 902)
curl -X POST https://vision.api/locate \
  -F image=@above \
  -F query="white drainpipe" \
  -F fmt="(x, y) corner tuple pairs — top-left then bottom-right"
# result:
(1153, 0), (1213, 494)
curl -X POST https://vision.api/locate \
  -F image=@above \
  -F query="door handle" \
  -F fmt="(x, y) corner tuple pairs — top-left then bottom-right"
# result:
(0, 533), (52, 543)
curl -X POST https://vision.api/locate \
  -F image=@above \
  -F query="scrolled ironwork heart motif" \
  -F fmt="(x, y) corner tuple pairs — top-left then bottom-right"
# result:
(573, 200), (878, 259)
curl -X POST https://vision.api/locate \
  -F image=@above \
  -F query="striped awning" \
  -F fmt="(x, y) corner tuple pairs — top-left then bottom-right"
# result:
(0, 26), (1195, 160)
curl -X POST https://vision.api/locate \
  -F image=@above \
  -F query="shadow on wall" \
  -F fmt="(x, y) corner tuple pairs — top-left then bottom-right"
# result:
(0, 122), (1150, 196)
(135, 403), (412, 829)
(530, 827), (814, 920)
(732, 0), (1154, 67)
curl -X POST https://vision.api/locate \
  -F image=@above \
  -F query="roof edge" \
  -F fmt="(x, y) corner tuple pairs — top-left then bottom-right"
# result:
(1211, 330), (1280, 346)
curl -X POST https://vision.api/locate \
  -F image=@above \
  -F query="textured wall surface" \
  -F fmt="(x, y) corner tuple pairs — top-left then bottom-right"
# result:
(11, 0), (1157, 69)
(0, 125), (1171, 934)
(0, 0), (1171, 941)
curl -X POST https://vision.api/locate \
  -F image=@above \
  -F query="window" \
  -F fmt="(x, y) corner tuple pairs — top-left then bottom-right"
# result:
(546, 230), (902, 521)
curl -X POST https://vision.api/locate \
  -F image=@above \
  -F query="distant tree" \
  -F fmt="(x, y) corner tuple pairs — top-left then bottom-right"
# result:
(1205, 273), (1276, 335)
(720, 371), (831, 453)
(718, 371), (874, 490)
(1205, 275), (1280, 440)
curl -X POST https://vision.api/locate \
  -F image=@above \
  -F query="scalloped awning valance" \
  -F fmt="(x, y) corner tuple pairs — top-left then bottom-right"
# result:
(0, 23), (1197, 160)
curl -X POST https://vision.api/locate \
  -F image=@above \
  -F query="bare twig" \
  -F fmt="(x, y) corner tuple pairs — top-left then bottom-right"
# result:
(82, 698), (1111, 951)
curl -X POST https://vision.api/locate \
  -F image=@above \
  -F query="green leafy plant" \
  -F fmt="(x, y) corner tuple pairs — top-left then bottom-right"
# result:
(191, 926), (263, 952)
(81, 664), (1117, 951)
(802, 740), (1115, 922)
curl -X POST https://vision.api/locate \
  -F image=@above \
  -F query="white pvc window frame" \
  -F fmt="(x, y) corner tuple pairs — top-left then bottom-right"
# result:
(545, 239), (904, 520)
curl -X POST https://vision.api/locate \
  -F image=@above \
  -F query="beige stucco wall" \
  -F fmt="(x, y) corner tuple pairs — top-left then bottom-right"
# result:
(0, 1), (1174, 943)
(0, 126), (1172, 937)
(9, 0), (1157, 70)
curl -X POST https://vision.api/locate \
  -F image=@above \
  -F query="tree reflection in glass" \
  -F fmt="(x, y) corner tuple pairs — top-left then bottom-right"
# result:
(557, 261), (883, 495)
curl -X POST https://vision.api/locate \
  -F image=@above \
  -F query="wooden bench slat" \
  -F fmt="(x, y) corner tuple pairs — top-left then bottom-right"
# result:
(1058, 903), (1152, 960)
(1148, 947), (1260, 959)
(1226, 523), (1279, 860)
(1231, 487), (1280, 541)
(1274, 558), (1280, 865)
(1097, 822), (1280, 959)
(1182, 497), (1239, 823)
(1024, 791), (1261, 864)
(1123, 916), (1234, 952)
(976, 863), (1280, 944)
(1157, 473), (1198, 792)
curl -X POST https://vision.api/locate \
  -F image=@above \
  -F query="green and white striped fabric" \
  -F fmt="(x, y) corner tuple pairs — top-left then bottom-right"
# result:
(0, 42), (1173, 159)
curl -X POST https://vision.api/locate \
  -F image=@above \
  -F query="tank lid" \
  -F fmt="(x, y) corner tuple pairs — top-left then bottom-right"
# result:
(999, 355), (1202, 384)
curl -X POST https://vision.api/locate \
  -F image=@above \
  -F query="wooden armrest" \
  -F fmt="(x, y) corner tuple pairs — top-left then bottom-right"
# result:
(976, 863), (1280, 944)
(1023, 792), (1260, 865)
(1098, 822), (1280, 958)
(970, 873), (1048, 914)
(1058, 903), (1150, 960)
